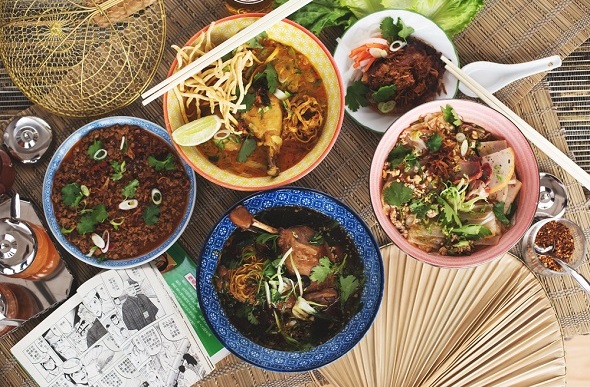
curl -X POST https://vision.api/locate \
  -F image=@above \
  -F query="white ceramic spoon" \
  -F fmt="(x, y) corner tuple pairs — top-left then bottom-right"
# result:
(459, 55), (562, 97)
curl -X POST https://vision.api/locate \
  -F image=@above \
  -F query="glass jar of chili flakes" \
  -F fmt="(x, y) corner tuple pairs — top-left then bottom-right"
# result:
(521, 218), (587, 276)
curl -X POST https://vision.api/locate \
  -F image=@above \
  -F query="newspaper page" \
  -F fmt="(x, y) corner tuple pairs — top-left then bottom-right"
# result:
(11, 264), (214, 387)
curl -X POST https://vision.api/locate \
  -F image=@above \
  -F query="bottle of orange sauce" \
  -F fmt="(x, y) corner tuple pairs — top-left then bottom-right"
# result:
(0, 196), (62, 281)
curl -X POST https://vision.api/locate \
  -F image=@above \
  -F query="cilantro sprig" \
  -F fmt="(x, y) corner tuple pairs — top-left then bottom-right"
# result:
(148, 154), (176, 171)
(380, 16), (415, 43)
(143, 204), (160, 226)
(61, 182), (84, 207)
(77, 204), (108, 234)
(383, 181), (413, 206)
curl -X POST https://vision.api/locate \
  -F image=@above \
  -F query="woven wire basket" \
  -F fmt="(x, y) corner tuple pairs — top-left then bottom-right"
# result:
(0, 0), (165, 118)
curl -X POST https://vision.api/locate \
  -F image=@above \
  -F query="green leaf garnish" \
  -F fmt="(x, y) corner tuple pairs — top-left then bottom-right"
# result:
(87, 140), (103, 159)
(254, 63), (279, 93)
(409, 199), (430, 218)
(61, 182), (83, 207)
(237, 138), (257, 162)
(143, 204), (160, 226)
(76, 204), (108, 234)
(121, 179), (139, 199)
(345, 81), (370, 111)
(383, 181), (413, 206)
(450, 224), (492, 240)
(308, 233), (325, 246)
(380, 16), (414, 42)
(310, 257), (332, 283)
(111, 160), (126, 181)
(493, 201), (511, 225)
(372, 84), (397, 103)
(340, 274), (359, 304)
(148, 154), (176, 171)
(441, 105), (462, 126)
(427, 133), (443, 152)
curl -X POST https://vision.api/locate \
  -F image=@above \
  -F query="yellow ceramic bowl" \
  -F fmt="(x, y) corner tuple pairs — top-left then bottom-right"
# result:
(164, 15), (344, 191)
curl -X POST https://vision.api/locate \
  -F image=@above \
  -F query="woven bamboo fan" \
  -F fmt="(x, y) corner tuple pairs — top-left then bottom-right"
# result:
(0, 0), (165, 118)
(320, 245), (566, 386)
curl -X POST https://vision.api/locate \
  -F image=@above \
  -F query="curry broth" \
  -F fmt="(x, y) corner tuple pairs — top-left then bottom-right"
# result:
(194, 39), (328, 178)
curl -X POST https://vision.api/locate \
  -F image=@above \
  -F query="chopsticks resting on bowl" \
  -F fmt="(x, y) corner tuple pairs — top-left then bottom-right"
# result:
(141, 0), (313, 106)
(440, 55), (590, 191)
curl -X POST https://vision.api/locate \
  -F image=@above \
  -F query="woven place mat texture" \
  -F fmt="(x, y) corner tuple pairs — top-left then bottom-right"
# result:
(0, 0), (589, 385)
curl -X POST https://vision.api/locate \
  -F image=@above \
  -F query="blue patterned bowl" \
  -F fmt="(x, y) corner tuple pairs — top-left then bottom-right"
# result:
(198, 187), (383, 372)
(42, 116), (196, 269)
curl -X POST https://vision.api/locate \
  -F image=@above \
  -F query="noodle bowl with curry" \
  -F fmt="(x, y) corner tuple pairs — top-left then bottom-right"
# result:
(164, 15), (344, 190)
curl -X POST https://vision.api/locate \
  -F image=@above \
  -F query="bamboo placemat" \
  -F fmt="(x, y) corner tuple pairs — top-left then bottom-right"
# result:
(0, 0), (589, 385)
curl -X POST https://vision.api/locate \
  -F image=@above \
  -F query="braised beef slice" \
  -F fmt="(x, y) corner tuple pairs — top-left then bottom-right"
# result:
(361, 37), (446, 111)
(277, 226), (331, 276)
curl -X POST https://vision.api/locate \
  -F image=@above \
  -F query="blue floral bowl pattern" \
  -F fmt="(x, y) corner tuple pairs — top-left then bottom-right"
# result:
(42, 116), (196, 269)
(198, 187), (383, 372)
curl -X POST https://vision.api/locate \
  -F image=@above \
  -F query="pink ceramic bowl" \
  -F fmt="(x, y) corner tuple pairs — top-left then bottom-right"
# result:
(369, 99), (539, 268)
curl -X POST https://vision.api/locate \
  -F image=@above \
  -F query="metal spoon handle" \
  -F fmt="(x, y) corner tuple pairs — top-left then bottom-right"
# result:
(557, 260), (590, 294)
(568, 268), (590, 294)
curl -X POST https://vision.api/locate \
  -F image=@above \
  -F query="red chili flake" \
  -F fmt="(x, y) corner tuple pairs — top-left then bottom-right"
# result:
(534, 220), (575, 271)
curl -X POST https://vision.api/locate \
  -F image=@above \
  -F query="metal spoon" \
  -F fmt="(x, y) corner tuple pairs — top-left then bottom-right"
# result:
(459, 55), (562, 98)
(534, 244), (590, 294)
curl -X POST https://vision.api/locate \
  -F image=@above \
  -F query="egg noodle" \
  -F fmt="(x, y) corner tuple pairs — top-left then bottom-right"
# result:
(172, 22), (258, 133)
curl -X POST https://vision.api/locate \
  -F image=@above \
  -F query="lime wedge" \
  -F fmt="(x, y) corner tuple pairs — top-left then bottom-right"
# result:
(171, 115), (222, 146)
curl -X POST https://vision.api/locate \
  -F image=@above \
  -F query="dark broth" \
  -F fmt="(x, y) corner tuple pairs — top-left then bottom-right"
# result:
(214, 206), (364, 351)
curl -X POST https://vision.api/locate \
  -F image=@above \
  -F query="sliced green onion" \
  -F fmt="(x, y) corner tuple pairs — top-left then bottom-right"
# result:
(264, 281), (272, 307)
(151, 188), (162, 205)
(109, 218), (124, 230)
(86, 246), (98, 257)
(120, 136), (126, 150)
(273, 88), (291, 101)
(290, 255), (303, 296)
(61, 226), (75, 234)
(119, 199), (138, 210)
(93, 149), (107, 160)
(81, 185), (90, 197)
(213, 129), (231, 140)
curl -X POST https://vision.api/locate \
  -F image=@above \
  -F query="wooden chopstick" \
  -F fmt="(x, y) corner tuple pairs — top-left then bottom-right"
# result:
(141, 0), (313, 106)
(440, 55), (590, 191)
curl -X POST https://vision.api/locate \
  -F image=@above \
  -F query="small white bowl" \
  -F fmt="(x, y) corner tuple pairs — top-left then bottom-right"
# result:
(333, 9), (459, 134)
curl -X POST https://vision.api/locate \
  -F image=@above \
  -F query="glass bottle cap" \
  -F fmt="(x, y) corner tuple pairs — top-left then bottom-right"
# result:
(536, 172), (567, 219)
(3, 116), (52, 164)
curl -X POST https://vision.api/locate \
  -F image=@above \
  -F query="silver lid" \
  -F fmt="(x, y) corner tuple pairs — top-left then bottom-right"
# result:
(0, 194), (38, 276)
(3, 116), (53, 164)
(536, 172), (568, 219)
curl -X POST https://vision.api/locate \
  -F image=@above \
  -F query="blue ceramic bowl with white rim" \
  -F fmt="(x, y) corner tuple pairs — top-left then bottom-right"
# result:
(197, 187), (384, 372)
(42, 116), (196, 269)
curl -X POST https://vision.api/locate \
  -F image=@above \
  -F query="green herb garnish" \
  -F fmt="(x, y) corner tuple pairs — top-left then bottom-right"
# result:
(345, 80), (370, 111)
(372, 84), (397, 103)
(148, 154), (176, 171)
(427, 133), (443, 152)
(61, 182), (83, 207)
(121, 179), (139, 199)
(310, 257), (332, 283)
(143, 204), (160, 226)
(77, 204), (108, 234)
(380, 16), (414, 42)
(111, 160), (126, 181)
(237, 138), (257, 162)
(340, 274), (359, 304)
(383, 181), (413, 206)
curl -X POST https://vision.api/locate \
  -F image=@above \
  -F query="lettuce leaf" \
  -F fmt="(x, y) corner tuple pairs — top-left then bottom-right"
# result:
(381, 0), (484, 37)
(275, 0), (358, 35)
(339, 0), (385, 18)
